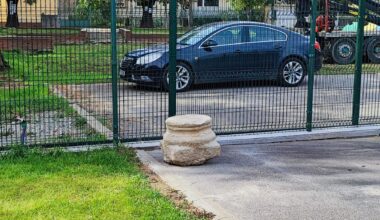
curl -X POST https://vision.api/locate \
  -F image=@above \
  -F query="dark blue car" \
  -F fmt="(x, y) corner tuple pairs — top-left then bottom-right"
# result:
(120, 21), (322, 91)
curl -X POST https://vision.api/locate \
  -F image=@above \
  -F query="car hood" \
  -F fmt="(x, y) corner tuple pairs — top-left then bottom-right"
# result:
(126, 43), (189, 57)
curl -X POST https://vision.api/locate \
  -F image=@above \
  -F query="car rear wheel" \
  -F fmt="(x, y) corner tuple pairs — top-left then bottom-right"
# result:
(163, 63), (194, 92)
(367, 38), (380, 64)
(278, 58), (306, 87)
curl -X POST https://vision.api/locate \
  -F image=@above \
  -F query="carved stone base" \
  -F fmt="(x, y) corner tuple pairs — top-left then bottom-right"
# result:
(161, 115), (221, 166)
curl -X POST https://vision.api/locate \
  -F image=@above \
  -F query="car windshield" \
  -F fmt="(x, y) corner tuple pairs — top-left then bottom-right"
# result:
(177, 24), (224, 45)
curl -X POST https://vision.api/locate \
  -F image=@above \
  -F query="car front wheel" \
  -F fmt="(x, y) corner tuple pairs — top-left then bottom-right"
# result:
(163, 63), (194, 92)
(278, 58), (306, 87)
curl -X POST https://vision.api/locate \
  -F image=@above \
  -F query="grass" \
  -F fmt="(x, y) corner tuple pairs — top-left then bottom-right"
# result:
(0, 27), (185, 36)
(132, 27), (187, 35)
(2, 44), (141, 84)
(0, 28), (81, 36)
(0, 84), (107, 142)
(0, 43), (142, 142)
(320, 64), (380, 75)
(0, 85), (65, 121)
(0, 147), (202, 220)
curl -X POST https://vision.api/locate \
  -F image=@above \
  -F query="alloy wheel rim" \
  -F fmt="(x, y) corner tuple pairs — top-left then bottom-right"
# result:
(167, 65), (190, 90)
(374, 43), (380, 59)
(338, 44), (352, 58)
(283, 61), (304, 85)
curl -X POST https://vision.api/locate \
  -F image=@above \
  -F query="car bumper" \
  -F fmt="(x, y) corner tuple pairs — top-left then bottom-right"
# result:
(119, 65), (164, 85)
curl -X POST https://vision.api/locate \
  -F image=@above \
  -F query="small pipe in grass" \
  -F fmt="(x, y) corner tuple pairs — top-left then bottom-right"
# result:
(16, 116), (27, 145)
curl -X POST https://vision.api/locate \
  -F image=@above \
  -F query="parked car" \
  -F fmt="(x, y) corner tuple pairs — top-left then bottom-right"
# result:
(120, 21), (322, 91)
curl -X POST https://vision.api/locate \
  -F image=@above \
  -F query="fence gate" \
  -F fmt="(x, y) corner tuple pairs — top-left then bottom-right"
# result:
(1, 0), (379, 148)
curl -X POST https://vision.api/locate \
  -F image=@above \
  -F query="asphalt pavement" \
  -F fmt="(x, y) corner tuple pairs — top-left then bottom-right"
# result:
(138, 136), (380, 220)
(57, 74), (380, 140)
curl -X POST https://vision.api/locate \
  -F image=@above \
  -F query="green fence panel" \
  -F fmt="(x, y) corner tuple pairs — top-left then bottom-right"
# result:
(306, 0), (318, 131)
(1, 0), (380, 148)
(111, 0), (119, 144)
(352, 0), (366, 125)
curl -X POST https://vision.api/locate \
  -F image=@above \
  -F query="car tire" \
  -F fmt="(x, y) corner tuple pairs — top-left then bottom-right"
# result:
(367, 37), (380, 64)
(163, 62), (194, 92)
(278, 57), (306, 87)
(331, 38), (355, 65)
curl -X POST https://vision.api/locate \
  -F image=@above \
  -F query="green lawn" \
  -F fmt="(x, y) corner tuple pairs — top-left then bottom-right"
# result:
(0, 85), (106, 142)
(2, 44), (140, 84)
(131, 27), (187, 35)
(0, 85), (63, 121)
(320, 64), (380, 75)
(0, 147), (202, 220)
(0, 28), (81, 36)
(0, 43), (142, 138)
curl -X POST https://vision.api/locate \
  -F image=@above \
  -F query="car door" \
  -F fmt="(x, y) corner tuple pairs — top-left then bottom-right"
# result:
(240, 26), (287, 80)
(196, 26), (244, 83)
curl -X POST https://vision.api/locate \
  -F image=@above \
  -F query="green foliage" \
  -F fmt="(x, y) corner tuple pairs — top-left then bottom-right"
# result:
(227, 0), (269, 22)
(229, 0), (268, 11)
(73, 0), (111, 26)
(2, 145), (30, 159)
(133, 0), (191, 9)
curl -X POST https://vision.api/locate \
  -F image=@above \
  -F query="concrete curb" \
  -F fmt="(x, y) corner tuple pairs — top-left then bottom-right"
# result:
(128, 125), (380, 149)
(53, 88), (113, 140)
(136, 150), (235, 220)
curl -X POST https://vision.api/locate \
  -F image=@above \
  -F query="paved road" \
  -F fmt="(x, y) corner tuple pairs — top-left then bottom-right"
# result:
(140, 137), (380, 220)
(57, 74), (380, 139)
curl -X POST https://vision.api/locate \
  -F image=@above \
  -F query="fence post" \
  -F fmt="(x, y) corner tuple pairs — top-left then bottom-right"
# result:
(111, 0), (119, 144)
(352, 0), (365, 125)
(168, 0), (177, 117)
(306, 0), (318, 132)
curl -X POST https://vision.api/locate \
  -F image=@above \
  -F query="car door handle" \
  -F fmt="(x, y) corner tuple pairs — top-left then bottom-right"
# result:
(274, 44), (283, 49)
(234, 50), (242, 53)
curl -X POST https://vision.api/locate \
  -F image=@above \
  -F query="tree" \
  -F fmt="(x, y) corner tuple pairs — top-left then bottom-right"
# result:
(6, 0), (37, 28)
(229, 0), (268, 21)
(136, 0), (158, 28)
(0, 51), (9, 71)
(74, 0), (112, 26)
(134, 0), (192, 28)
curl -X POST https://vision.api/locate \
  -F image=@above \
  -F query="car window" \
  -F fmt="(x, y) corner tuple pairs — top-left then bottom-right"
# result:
(208, 26), (243, 46)
(248, 26), (286, 42)
(177, 23), (224, 45)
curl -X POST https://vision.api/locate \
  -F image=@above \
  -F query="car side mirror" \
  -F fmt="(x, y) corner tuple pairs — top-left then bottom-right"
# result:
(202, 40), (218, 48)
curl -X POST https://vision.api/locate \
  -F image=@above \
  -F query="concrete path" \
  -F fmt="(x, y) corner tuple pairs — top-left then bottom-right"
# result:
(138, 137), (380, 220)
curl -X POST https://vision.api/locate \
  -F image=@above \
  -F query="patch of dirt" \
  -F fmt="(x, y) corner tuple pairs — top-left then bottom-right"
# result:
(140, 164), (214, 220)
(0, 76), (24, 88)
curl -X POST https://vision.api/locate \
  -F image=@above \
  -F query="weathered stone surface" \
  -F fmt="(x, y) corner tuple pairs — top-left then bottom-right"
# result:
(161, 114), (221, 166)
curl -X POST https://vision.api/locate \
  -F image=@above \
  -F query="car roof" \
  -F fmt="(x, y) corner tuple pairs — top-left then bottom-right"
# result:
(204, 21), (305, 38)
(206, 21), (286, 30)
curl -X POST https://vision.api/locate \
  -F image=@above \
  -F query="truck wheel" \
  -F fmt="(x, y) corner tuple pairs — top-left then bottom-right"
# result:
(367, 38), (380, 64)
(331, 38), (355, 65)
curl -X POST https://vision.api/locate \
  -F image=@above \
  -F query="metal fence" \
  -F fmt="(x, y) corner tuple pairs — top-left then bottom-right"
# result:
(0, 0), (379, 148)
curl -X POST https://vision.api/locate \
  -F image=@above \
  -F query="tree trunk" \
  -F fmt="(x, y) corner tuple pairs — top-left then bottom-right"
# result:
(140, 0), (155, 28)
(6, 0), (20, 28)
(0, 51), (9, 71)
(188, 1), (193, 28)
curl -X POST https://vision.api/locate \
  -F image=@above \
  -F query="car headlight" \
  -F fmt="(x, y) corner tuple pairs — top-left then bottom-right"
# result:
(136, 52), (163, 65)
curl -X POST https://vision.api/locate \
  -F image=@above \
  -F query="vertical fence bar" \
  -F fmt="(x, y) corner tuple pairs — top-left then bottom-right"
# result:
(111, 0), (119, 144)
(168, 0), (177, 117)
(306, 0), (318, 131)
(352, 0), (365, 125)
